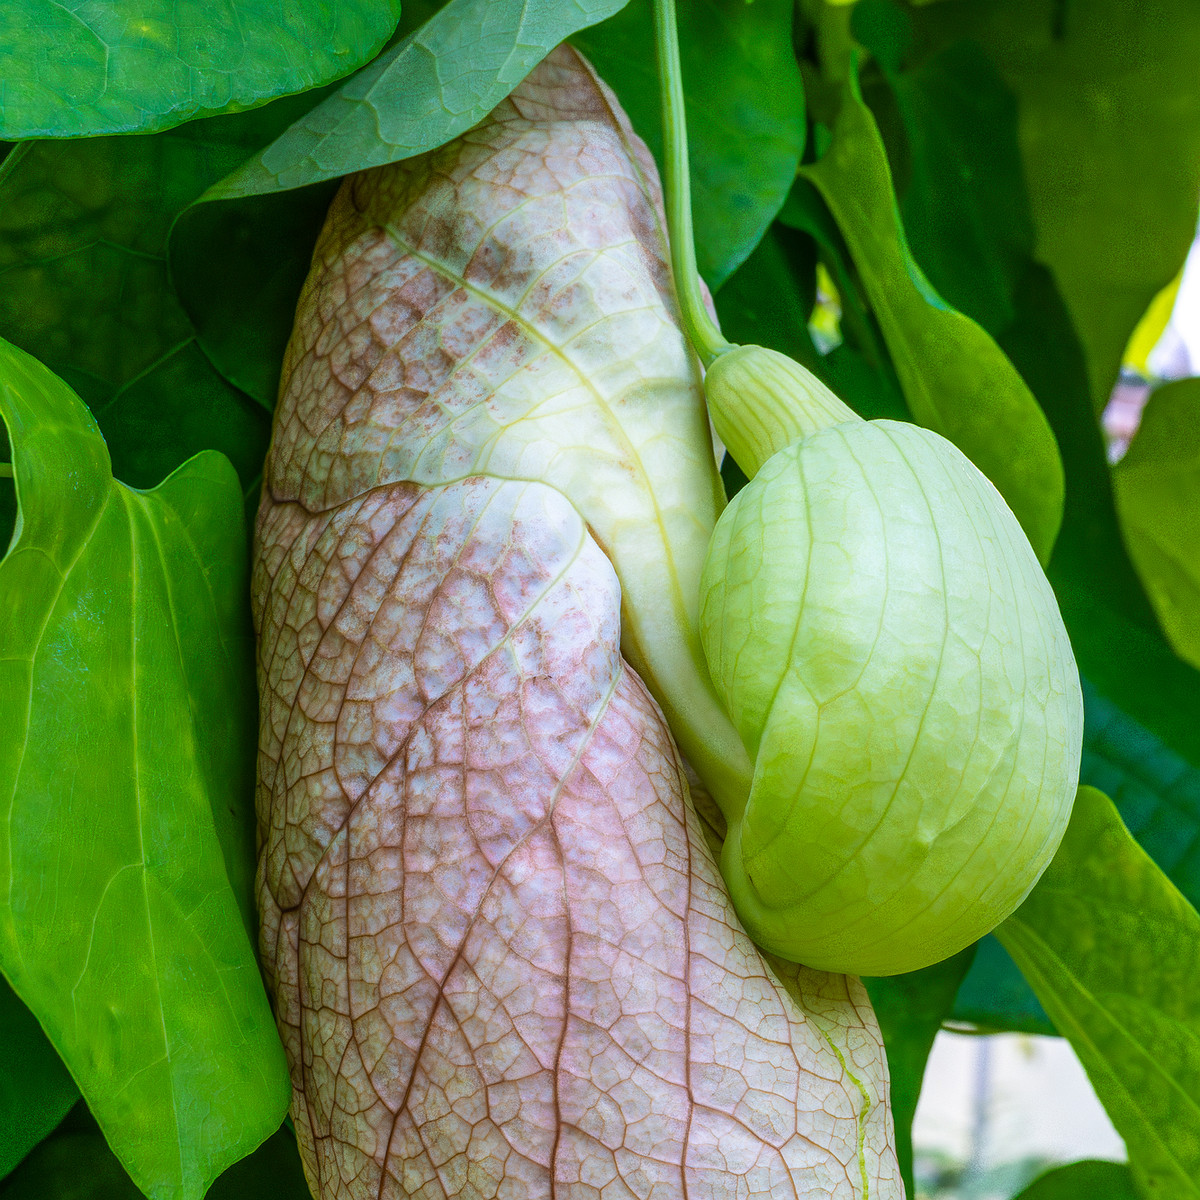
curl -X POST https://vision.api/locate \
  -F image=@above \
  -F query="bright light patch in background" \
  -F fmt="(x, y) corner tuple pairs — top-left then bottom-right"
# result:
(1107, 227), (1200, 459)
(912, 1032), (1125, 1200)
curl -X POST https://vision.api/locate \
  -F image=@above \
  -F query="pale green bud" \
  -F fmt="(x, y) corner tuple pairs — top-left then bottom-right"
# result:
(704, 345), (859, 476)
(700, 418), (1082, 976)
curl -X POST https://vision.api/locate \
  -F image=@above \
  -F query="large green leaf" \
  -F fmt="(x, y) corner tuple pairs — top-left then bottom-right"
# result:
(0, 340), (290, 1200)
(208, 0), (632, 199)
(799, 64), (1065, 562)
(997, 786), (1200, 1197)
(909, 0), (1200, 409)
(1012, 1160), (1138, 1200)
(575, 0), (806, 287)
(0, 978), (77, 1181)
(0, 0), (400, 139)
(863, 948), (975, 1199)
(1112, 378), (1200, 671)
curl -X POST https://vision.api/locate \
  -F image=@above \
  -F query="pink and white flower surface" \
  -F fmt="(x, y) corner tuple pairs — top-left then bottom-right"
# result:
(253, 45), (900, 1200)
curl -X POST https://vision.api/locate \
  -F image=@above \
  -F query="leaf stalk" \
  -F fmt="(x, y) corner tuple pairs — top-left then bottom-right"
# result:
(652, 0), (732, 366)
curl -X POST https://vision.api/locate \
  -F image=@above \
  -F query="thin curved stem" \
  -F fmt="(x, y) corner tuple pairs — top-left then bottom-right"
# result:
(653, 0), (732, 367)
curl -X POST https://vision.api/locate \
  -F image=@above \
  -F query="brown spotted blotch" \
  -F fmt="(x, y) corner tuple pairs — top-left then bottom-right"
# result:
(253, 44), (901, 1200)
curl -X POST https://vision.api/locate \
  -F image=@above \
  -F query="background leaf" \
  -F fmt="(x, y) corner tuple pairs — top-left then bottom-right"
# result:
(800, 65), (1065, 561)
(877, 35), (1035, 337)
(169, 182), (340, 410)
(575, 0), (806, 287)
(863, 948), (976, 1198)
(908, 0), (1200, 409)
(0, 98), (332, 507)
(0, 0), (400, 139)
(1112, 378), (1200, 670)
(1012, 1159), (1139, 1200)
(0, 341), (289, 1200)
(997, 786), (1200, 1198)
(0, 978), (77, 1181)
(0, 1109), (311, 1200)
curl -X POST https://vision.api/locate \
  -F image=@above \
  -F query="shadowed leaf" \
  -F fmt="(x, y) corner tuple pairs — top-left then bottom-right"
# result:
(0, 978), (77, 1181)
(909, 0), (1200, 409)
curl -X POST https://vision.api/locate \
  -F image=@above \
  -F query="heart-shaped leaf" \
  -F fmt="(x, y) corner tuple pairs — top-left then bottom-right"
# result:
(0, 340), (290, 1200)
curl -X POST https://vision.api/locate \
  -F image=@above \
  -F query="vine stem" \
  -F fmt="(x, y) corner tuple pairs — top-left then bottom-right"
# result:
(652, 0), (732, 367)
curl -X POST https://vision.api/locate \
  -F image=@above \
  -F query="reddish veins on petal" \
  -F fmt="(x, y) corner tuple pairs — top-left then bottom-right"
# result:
(254, 45), (901, 1200)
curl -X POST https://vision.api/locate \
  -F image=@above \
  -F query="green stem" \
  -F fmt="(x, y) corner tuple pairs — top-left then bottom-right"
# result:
(0, 463), (12, 479)
(653, 0), (732, 366)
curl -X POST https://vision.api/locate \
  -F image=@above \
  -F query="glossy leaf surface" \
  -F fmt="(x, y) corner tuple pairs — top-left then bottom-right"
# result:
(0, 341), (290, 1199)
(800, 68), (1064, 563)
(209, 0), (631, 199)
(0, 0), (400, 139)
(575, 0), (806, 287)
(1112, 378), (1200, 671)
(253, 48), (902, 1197)
(997, 786), (1200, 1197)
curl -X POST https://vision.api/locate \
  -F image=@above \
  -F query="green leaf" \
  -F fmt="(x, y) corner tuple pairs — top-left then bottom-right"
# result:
(909, 0), (1200, 409)
(0, 977), (78, 1181)
(207, 0), (633, 199)
(0, 1134), (141, 1200)
(1112, 378), (1200, 671)
(885, 39), (1035, 338)
(575, 0), (806, 287)
(0, 0), (400, 139)
(1011, 1159), (1139, 1200)
(0, 108), (311, 486)
(0, 340), (290, 1200)
(955, 671), (1200, 1034)
(1081, 680), (1200, 911)
(863, 947), (976, 1198)
(799, 63), (1065, 562)
(951, 934), (1054, 1035)
(1023, 1160), (1140, 1200)
(0, 1118), (311, 1200)
(996, 786), (1200, 1198)
(170, 183), (340, 410)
